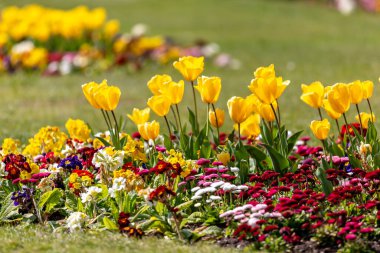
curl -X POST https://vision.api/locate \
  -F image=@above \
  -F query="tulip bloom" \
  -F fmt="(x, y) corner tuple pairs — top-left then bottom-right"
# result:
(195, 76), (222, 104)
(82, 80), (108, 109)
(94, 85), (121, 111)
(326, 83), (351, 114)
(138, 121), (160, 141)
(173, 56), (204, 81)
(310, 119), (330, 140)
(147, 95), (171, 117)
(300, 81), (324, 108)
(356, 112), (375, 129)
(248, 76), (289, 105)
(209, 108), (225, 128)
(239, 114), (261, 139)
(362, 80), (374, 99)
(227, 96), (252, 124)
(323, 99), (341, 120)
(127, 108), (150, 125)
(147, 74), (172, 95)
(257, 101), (277, 122)
(159, 80), (185, 104)
(253, 64), (276, 79)
(348, 80), (363, 104)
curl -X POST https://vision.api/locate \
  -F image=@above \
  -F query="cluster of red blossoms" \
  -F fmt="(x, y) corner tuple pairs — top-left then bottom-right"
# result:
(3, 154), (32, 180)
(117, 212), (144, 238)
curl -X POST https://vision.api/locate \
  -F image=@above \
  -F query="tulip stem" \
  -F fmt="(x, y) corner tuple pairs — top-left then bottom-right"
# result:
(276, 99), (281, 126)
(367, 99), (374, 122)
(318, 108), (323, 121)
(206, 103), (210, 137)
(342, 113), (354, 148)
(211, 103), (220, 143)
(335, 119), (341, 135)
(355, 104), (363, 135)
(238, 123), (241, 141)
(175, 104), (183, 132)
(164, 116), (172, 140)
(191, 81), (199, 133)
(270, 103), (280, 130)
(111, 110), (120, 134)
(101, 109), (112, 130)
(171, 106), (179, 131)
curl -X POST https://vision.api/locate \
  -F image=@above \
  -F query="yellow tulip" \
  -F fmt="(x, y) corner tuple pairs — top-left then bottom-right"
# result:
(253, 64), (276, 79)
(248, 76), (289, 104)
(127, 108), (150, 125)
(245, 94), (261, 114)
(356, 112), (375, 129)
(94, 85), (121, 111)
(227, 96), (252, 124)
(327, 83), (351, 114)
(104, 19), (119, 38)
(300, 81), (324, 108)
(209, 108), (225, 128)
(348, 80), (363, 104)
(147, 74), (172, 95)
(138, 121), (160, 141)
(323, 99), (341, 120)
(173, 56), (204, 81)
(257, 100), (277, 122)
(82, 80), (108, 109)
(147, 95), (171, 117)
(195, 76), (222, 104)
(310, 119), (330, 140)
(362, 80), (374, 99)
(239, 114), (261, 139)
(159, 80), (185, 104)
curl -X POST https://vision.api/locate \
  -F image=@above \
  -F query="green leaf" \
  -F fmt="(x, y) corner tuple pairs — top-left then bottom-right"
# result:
(245, 145), (267, 162)
(238, 159), (249, 184)
(187, 107), (198, 135)
(38, 189), (63, 214)
(260, 122), (273, 146)
(263, 144), (289, 174)
(373, 153), (380, 168)
(96, 136), (111, 147)
(366, 121), (377, 143)
(65, 191), (78, 212)
(200, 142), (212, 159)
(0, 193), (19, 223)
(287, 130), (303, 155)
(103, 216), (118, 230)
(175, 200), (193, 211)
(163, 134), (173, 150)
(330, 142), (345, 157)
(348, 153), (362, 169)
(316, 159), (333, 196)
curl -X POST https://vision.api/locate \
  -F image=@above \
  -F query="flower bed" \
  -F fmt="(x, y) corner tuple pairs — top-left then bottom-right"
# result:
(0, 57), (379, 252)
(0, 5), (238, 75)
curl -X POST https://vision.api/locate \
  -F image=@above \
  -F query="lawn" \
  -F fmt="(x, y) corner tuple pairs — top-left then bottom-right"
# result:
(1, 0), (380, 141)
(1, 1), (380, 252)
(0, 225), (241, 253)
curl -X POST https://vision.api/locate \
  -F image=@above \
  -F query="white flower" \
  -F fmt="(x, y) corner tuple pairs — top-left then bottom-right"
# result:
(191, 186), (201, 192)
(230, 167), (240, 173)
(66, 212), (88, 232)
(210, 195), (222, 201)
(108, 177), (127, 198)
(237, 185), (248, 191)
(210, 181), (224, 188)
(11, 41), (34, 54)
(191, 195), (202, 200)
(0, 162), (6, 177)
(80, 186), (102, 203)
(92, 147), (124, 172)
(247, 218), (259, 227)
(194, 203), (201, 207)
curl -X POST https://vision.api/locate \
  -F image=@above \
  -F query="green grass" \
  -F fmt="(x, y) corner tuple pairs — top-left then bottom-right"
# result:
(0, 225), (240, 253)
(1, 0), (380, 141)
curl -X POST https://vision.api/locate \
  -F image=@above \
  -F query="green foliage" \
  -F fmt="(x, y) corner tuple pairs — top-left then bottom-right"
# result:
(38, 189), (63, 214)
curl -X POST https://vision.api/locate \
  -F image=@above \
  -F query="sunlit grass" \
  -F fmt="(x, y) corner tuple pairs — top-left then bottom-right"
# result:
(0, 0), (379, 140)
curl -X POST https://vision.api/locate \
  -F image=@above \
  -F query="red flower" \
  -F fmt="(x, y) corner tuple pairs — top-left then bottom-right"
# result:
(149, 185), (176, 201)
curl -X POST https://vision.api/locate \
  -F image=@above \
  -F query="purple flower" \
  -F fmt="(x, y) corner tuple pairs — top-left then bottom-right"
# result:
(59, 156), (82, 171)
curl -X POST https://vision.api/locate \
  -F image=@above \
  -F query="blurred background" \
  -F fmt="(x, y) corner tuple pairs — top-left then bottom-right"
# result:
(1, 0), (380, 141)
